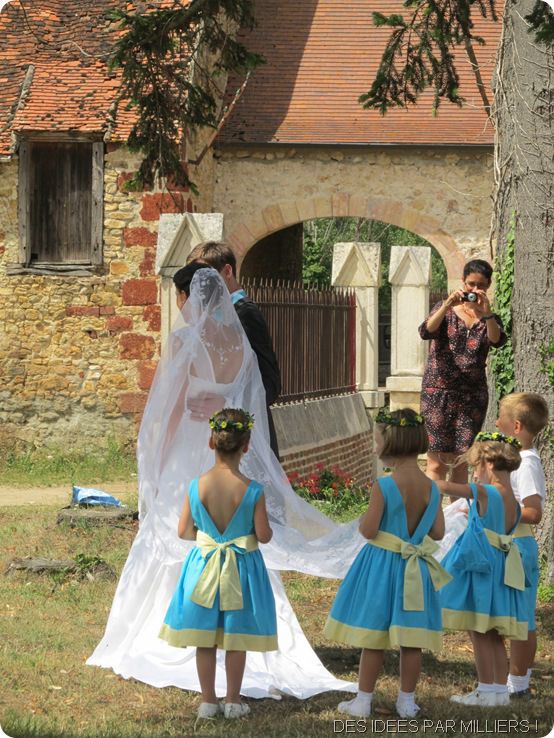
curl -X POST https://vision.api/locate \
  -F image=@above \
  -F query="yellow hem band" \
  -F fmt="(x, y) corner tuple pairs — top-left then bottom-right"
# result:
(324, 617), (442, 653)
(442, 609), (527, 640)
(159, 624), (278, 652)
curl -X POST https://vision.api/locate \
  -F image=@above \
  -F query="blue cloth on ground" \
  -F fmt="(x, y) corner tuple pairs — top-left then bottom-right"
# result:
(72, 485), (124, 507)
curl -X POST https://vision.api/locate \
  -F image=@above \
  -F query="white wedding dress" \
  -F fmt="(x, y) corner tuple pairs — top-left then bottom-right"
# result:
(88, 268), (363, 698)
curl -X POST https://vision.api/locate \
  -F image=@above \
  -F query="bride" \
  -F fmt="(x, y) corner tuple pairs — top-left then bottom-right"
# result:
(88, 266), (365, 698)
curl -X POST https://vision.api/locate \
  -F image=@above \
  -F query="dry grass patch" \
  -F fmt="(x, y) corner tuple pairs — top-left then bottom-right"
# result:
(0, 503), (552, 738)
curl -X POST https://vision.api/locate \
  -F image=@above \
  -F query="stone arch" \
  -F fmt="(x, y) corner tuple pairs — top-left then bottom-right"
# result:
(227, 193), (465, 286)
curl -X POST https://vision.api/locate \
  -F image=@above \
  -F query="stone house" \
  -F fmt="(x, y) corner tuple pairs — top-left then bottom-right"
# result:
(0, 0), (501, 481)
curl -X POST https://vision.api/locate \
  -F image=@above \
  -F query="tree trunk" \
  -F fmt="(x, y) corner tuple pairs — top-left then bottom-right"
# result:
(492, 0), (554, 579)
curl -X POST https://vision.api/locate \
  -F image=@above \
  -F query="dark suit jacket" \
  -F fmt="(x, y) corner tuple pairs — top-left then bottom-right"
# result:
(234, 296), (281, 456)
(234, 297), (281, 406)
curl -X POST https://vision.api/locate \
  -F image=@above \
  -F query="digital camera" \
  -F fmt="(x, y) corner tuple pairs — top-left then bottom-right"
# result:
(462, 291), (478, 302)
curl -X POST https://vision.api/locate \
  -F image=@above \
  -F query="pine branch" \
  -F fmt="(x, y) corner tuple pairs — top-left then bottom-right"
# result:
(108, 0), (264, 192)
(360, 0), (498, 114)
(462, 36), (492, 116)
(525, 0), (554, 46)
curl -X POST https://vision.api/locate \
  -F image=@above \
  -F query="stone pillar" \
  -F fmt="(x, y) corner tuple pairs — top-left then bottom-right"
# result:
(385, 246), (431, 411)
(332, 242), (384, 409)
(156, 213), (224, 347)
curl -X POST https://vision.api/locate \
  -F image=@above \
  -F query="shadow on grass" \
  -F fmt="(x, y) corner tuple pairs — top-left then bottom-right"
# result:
(536, 602), (554, 639)
(316, 645), (477, 681)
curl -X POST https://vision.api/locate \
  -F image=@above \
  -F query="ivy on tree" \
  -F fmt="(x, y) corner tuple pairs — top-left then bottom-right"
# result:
(490, 214), (515, 403)
(109, 0), (264, 191)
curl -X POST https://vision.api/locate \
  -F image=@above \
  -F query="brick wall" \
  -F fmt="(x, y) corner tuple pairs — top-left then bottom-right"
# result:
(280, 429), (374, 486)
(272, 393), (375, 487)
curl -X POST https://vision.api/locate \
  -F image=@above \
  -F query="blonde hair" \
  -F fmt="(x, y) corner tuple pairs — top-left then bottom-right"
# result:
(376, 408), (429, 458)
(210, 408), (251, 455)
(465, 439), (521, 472)
(499, 392), (549, 437)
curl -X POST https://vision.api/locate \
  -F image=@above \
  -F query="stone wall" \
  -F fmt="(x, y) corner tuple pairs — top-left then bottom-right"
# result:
(213, 145), (494, 286)
(1, 140), (494, 455)
(0, 144), (211, 452)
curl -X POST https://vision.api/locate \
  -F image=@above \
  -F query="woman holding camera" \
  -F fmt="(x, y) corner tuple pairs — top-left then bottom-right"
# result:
(418, 259), (507, 483)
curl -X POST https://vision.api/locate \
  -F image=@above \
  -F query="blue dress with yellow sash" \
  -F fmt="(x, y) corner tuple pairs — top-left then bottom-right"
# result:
(440, 484), (528, 640)
(159, 479), (278, 652)
(324, 476), (446, 652)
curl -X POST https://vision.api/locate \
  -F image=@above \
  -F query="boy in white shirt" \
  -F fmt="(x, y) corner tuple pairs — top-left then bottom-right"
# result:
(495, 392), (549, 698)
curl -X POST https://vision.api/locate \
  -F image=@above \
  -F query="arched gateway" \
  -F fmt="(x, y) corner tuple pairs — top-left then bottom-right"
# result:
(0, 0), (501, 462)
(225, 192), (466, 286)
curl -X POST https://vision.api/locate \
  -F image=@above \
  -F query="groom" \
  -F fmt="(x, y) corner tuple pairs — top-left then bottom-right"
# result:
(175, 242), (281, 457)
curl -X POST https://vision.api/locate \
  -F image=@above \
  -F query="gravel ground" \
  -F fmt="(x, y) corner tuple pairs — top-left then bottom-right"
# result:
(0, 481), (137, 507)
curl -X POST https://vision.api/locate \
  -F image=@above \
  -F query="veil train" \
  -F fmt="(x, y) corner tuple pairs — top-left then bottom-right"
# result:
(88, 269), (361, 698)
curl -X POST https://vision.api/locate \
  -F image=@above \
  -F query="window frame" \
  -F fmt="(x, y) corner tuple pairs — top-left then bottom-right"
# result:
(17, 133), (104, 272)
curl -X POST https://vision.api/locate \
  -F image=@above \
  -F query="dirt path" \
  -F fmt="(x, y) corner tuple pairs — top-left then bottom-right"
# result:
(0, 481), (137, 507)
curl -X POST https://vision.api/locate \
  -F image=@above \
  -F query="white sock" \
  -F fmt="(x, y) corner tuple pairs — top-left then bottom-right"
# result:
(493, 682), (509, 694)
(351, 690), (373, 708)
(397, 689), (417, 706)
(477, 682), (496, 693)
(507, 673), (529, 692)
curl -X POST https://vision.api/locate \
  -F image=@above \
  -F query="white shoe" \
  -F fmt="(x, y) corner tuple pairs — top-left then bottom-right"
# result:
(223, 702), (251, 719)
(337, 697), (372, 718)
(450, 689), (497, 707)
(396, 701), (420, 718)
(197, 702), (221, 719)
(495, 691), (510, 706)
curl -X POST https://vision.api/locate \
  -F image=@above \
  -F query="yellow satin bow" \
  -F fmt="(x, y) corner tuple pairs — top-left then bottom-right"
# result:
(369, 530), (453, 611)
(484, 529), (526, 591)
(190, 531), (258, 611)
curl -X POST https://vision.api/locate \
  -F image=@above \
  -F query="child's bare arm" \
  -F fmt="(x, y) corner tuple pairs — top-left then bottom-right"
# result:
(429, 503), (445, 540)
(253, 493), (273, 543)
(437, 480), (488, 514)
(520, 495), (542, 525)
(177, 492), (196, 539)
(436, 480), (472, 498)
(359, 482), (384, 540)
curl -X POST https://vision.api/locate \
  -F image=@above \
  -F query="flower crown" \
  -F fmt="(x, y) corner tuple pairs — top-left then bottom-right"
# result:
(209, 411), (254, 433)
(375, 409), (425, 427)
(474, 431), (521, 449)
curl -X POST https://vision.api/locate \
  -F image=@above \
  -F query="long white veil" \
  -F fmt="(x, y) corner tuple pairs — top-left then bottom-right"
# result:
(88, 268), (360, 698)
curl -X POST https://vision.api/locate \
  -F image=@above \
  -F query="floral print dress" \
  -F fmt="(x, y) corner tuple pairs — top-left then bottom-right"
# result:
(418, 303), (507, 453)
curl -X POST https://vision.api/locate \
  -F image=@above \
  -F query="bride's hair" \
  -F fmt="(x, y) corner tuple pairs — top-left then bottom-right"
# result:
(172, 261), (209, 296)
(210, 408), (252, 455)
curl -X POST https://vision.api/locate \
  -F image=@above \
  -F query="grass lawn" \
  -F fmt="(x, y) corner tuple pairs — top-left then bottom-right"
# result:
(0, 493), (552, 738)
(0, 441), (137, 488)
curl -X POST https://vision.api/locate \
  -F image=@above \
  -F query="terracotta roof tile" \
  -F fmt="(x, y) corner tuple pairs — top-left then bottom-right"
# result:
(220, 0), (502, 146)
(0, 0), (186, 156)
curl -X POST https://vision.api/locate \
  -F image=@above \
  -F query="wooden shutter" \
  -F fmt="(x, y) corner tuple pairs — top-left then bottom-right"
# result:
(29, 141), (94, 264)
